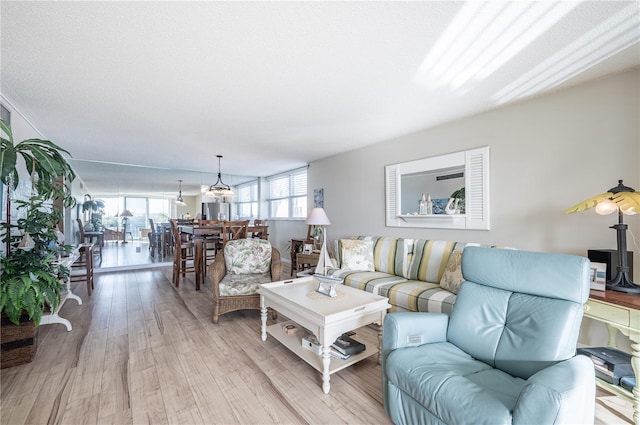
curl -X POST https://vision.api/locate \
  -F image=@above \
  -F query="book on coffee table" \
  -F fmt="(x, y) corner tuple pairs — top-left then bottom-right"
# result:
(331, 334), (366, 356)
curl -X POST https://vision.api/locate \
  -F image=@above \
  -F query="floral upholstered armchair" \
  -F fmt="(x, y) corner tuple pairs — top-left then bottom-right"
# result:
(209, 238), (282, 323)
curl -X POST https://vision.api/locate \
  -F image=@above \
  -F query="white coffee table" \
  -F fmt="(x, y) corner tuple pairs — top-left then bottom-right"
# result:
(258, 276), (391, 394)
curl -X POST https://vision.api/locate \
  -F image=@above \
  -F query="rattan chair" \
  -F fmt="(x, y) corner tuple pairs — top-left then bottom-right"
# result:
(209, 238), (281, 323)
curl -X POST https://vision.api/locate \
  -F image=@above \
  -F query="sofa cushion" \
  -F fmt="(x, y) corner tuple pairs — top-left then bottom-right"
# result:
(405, 240), (456, 282)
(439, 241), (476, 294)
(330, 269), (407, 295)
(336, 236), (411, 276)
(439, 243), (517, 294)
(440, 249), (464, 294)
(380, 280), (456, 314)
(224, 239), (272, 274)
(340, 239), (375, 271)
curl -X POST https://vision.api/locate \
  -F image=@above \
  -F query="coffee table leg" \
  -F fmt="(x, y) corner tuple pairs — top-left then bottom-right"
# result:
(322, 345), (331, 394)
(260, 302), (268, 342)
(377, 322), (383, 364)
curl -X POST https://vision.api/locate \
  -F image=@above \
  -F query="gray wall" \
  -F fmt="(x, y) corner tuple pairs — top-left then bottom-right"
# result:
(306, 68), (639, 273)
(300, 68), (639, 349)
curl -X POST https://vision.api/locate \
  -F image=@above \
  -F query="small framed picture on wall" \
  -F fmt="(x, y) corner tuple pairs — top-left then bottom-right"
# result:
(314, 188), (324, 208)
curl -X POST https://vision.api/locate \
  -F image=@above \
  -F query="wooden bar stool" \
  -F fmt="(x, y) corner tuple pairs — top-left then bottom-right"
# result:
(70, 243), (95, 296)
(170, 219), (196, 288)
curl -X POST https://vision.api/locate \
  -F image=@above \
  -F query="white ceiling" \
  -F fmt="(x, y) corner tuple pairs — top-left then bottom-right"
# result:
(2, 1), (639, 196)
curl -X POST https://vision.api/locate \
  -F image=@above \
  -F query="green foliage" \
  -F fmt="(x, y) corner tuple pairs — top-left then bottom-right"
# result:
(0, 119), (76, 325)
(1, 119), (76, 206)
(81, 196), (105, 212)
(450, 187), (465, 200)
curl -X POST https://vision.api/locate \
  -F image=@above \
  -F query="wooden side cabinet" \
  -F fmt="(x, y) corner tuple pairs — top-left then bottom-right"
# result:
(584, 290), (640, 424)
(290, 239), (306, 276)
(296, 252), (319, 275)
(290, 228), (314, 276)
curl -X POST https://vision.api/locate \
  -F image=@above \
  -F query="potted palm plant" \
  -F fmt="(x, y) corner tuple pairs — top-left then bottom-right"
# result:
(81, 194), (105, 230)
(0, 118), (76, 368)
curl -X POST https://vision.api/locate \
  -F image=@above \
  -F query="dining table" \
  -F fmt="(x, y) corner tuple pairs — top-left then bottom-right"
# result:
(179, 223), (269, 290)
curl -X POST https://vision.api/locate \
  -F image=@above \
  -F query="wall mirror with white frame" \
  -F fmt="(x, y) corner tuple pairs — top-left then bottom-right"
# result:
(385, 146), (490, 230)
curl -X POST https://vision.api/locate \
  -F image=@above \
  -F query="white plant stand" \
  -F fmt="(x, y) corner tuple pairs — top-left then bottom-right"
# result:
(40, 248), (82, 331)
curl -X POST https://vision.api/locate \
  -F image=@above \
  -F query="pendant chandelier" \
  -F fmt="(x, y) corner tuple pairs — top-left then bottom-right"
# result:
(175, 179), (186, 206)
(205, 155), (235, 197)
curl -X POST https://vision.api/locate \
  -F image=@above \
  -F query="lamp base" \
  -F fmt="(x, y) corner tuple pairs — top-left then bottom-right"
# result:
(606, 272), (640, 294)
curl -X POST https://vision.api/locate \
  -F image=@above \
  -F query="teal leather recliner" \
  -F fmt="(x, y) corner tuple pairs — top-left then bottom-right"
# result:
(382, 247), (595, 425)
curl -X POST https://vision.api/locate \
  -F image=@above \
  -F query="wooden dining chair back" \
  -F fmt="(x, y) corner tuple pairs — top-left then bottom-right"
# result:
(76, 218), (86, 243)
(70, 243), (95, 296)
(197, 219), (220, 264)
(251, 219), (268, 239)
(75, 217), (103, 262)
(221, 220), (249, 247)
(148, 218), (160, 257)
(169, 219), (196, 288)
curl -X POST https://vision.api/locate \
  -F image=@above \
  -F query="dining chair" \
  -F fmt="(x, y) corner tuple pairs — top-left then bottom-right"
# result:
(70, 243), (95, 296)
(251, 219), (268, 239)
(162, 223), (174, 257)
(76, 218), (86, 243)
(195, 219), (219, 272)
(221, 220), (250, 247)
(169, 219), (197, 288)
(148, 218), (162, 257)
(76, 218), (102, 262)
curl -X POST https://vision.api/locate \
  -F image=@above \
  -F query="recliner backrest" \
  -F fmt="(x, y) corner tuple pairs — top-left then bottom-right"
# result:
(449, 247), (590, 379)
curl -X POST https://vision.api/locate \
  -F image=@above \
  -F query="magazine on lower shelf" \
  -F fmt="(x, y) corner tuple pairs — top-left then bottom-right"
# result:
(330, 349), (351, 360)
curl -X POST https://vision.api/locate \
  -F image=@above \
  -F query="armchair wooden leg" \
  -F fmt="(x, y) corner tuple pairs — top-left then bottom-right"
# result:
(213, 305), (220, 324)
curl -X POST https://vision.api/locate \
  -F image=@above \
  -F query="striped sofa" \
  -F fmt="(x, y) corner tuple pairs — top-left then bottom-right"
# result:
(326, 236), (488, 315)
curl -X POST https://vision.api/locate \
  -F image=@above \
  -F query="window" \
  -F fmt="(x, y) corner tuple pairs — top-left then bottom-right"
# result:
(268, 168), (307, 219)
(148, 198), (170, 223)
(97, 196), (170, 238)
(125, 197), (148, 238)
(236, 180), (259, 219)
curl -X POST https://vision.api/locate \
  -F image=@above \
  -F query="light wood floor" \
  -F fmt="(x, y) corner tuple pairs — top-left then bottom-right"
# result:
(95, 240), (171, 270)
(0, 265), (635, 424)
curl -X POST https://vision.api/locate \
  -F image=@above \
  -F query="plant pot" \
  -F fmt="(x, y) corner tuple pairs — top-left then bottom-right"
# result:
(1, 313), (38, 369)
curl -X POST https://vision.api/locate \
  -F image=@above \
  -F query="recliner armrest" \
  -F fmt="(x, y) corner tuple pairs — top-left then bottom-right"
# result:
(513, 355), (595, 424)
(382, 312), (448, 360)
